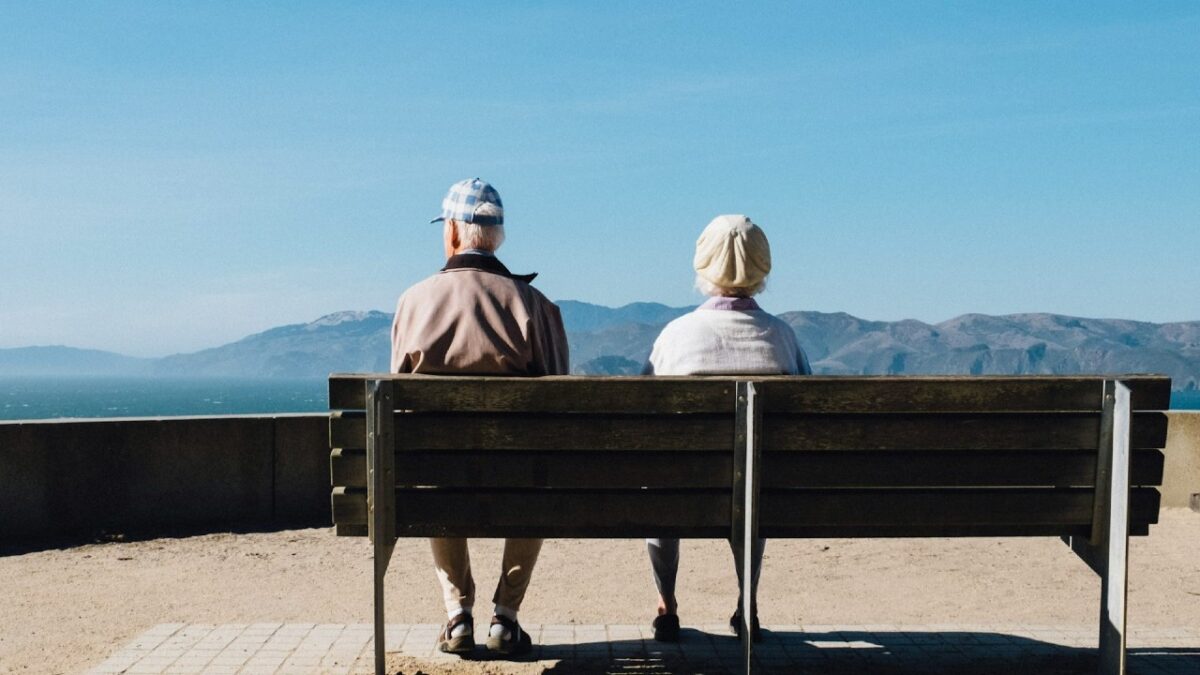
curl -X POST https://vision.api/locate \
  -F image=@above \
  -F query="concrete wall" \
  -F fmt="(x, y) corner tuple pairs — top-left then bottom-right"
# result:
(0, 414), (329, 540)
(1163, 411), (1200, 509)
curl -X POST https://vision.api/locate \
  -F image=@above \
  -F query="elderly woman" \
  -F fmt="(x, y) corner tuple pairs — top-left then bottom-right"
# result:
(643, 214), (811, 643)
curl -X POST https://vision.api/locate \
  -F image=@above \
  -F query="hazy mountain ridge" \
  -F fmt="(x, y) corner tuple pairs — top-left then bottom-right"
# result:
(2, 303), (1197, 389)
(153, 310), (394, 378)
(0, 346), (153, 376)
(782, 311), (1200, 389)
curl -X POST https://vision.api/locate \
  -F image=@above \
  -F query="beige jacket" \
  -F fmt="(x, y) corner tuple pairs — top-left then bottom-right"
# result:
(390, 254), (570, 376)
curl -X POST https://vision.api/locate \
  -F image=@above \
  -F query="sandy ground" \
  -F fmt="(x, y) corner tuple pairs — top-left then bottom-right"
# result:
(2, 511), (1198, 674)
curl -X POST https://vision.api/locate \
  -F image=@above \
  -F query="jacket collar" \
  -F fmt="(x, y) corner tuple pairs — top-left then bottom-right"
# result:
(700, 296), (761, 311)
(441, 253), (538, 284)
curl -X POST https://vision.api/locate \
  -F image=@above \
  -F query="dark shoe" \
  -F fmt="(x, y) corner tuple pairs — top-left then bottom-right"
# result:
(652, 613), (680, 642)
(729, 612), (763, 643)
(437, 612), (475, 654)
(486, 615), (532, 656)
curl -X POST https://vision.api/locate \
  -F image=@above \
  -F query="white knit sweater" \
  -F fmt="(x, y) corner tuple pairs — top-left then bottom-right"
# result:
(644, 298), (811, 376)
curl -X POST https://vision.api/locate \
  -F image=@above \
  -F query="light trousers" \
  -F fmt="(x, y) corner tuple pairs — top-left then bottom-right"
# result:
(646, 537), (766, 613)
(431, 537), (543, 614)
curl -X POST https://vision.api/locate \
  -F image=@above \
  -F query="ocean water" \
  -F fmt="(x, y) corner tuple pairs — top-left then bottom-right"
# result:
(0, 376), (328, 420)
(1173, 389), (1200, 410)
(1, 376), (1197, 421)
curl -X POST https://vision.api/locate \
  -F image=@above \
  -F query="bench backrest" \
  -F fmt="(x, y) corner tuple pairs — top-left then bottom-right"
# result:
(329, 374), (1170, 540)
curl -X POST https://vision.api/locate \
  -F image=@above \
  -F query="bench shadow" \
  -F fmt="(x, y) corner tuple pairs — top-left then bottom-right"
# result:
(430, 629), (1198, 675)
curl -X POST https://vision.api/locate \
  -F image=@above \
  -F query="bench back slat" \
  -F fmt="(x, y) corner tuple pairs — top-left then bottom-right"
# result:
(764, 412), (1168, 451)
(756, 375), (1171, 412)
(330, 410), (1166, 452)
(330, 376), (736, 413)
(332, 412), (733, 452)
(329, 374), (1172, 412)
(328, 374), (1171, 540)
(330, 447), (1164, 489)
(329, 486), (1160, 538)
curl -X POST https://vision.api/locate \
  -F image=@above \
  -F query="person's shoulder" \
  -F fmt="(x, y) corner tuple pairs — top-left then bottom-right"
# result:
(655, 309), (713, 340)
(395, 271), (458, 306)
(521, 281), (555, 304)
(399, 271), (447, 294)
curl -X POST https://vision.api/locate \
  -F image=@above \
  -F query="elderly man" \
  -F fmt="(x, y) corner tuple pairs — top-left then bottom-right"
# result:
(391, 178), (569, 656)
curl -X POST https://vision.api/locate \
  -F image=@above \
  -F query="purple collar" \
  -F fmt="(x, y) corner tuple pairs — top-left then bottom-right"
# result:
(700, 296), (761, 311)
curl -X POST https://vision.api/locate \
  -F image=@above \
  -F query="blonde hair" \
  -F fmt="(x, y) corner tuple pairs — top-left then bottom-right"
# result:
(695, 274), (767, 298)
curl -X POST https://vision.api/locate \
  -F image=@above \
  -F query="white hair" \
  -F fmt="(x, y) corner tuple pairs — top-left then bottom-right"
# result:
(452, 219), (505, 252)
(695, 274), (767, 298)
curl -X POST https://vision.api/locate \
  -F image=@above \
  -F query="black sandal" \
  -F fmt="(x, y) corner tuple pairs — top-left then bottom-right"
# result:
(729, 612), (763, 643)
(437, 612), (475, 654)
(652, 613), (680, 642)
(486, 615), (532, 656)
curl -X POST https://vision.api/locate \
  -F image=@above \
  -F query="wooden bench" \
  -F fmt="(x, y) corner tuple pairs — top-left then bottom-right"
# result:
(329, 374), (1171, 675)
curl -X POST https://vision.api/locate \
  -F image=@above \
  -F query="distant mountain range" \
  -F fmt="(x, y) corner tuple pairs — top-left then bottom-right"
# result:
(2, 301), (1197, 390)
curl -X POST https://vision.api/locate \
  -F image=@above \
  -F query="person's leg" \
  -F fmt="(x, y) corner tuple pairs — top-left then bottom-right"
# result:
(645, 538), (681, 615)
(492, 537), (543, 612)
(728, 537), (766, 616)
(431, 537), (476, 651)
(432, 537), (476, 614)
(487, 538), (543, 653)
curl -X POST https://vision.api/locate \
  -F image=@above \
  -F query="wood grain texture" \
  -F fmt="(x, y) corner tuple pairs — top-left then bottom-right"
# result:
(329, 448), (1164, 490)
(330, 375), (735, 413)
(329, 374), (1172, 412)
(761, 449), (1166, 489)
(763, 412), (1167, 451)
(332, 488), (731, 537)
(330, 486), (1159, 538)
(331, 412), (734, 451)
(755, 375), (1171, 413)
(333, 448), (731, 489)
(330, 411), (1167, 453)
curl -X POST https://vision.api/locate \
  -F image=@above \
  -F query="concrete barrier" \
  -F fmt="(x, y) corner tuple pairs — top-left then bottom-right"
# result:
(2, 410), (1196, 542)
(1163, 411), (1200, 510)
(0, 414), (328, 540)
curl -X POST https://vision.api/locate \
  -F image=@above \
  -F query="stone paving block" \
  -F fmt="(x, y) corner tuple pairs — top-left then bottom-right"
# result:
(87, 621), (1200, 674)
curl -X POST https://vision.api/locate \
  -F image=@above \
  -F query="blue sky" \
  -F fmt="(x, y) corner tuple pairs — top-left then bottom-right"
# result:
(1, 2), (1198, 357)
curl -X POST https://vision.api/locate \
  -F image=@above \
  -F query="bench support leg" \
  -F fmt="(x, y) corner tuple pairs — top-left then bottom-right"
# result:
(367, 380), (397, 675)
(1096, 380), (1131, 675)
(1064, 380), (1131, 675)
(732, 381), (762, 675)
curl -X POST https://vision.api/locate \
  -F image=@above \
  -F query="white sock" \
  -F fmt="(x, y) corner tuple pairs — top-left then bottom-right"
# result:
(490, 605), (518, 639)
(447, 607), (472, 638)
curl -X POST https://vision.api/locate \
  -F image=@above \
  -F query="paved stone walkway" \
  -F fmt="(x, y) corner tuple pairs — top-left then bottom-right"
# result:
(87, 623), (1200, 674)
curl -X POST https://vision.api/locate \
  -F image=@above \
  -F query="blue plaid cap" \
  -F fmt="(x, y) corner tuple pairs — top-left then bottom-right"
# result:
(431, 177), (504, 226)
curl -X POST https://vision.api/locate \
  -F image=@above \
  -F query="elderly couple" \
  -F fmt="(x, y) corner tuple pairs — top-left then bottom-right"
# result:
(391, 178), (812, 656)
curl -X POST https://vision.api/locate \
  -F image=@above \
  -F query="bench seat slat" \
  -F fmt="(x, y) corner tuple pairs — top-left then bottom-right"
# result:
(329, 374), (1172, 413)
(330, 448), (1164, 489)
